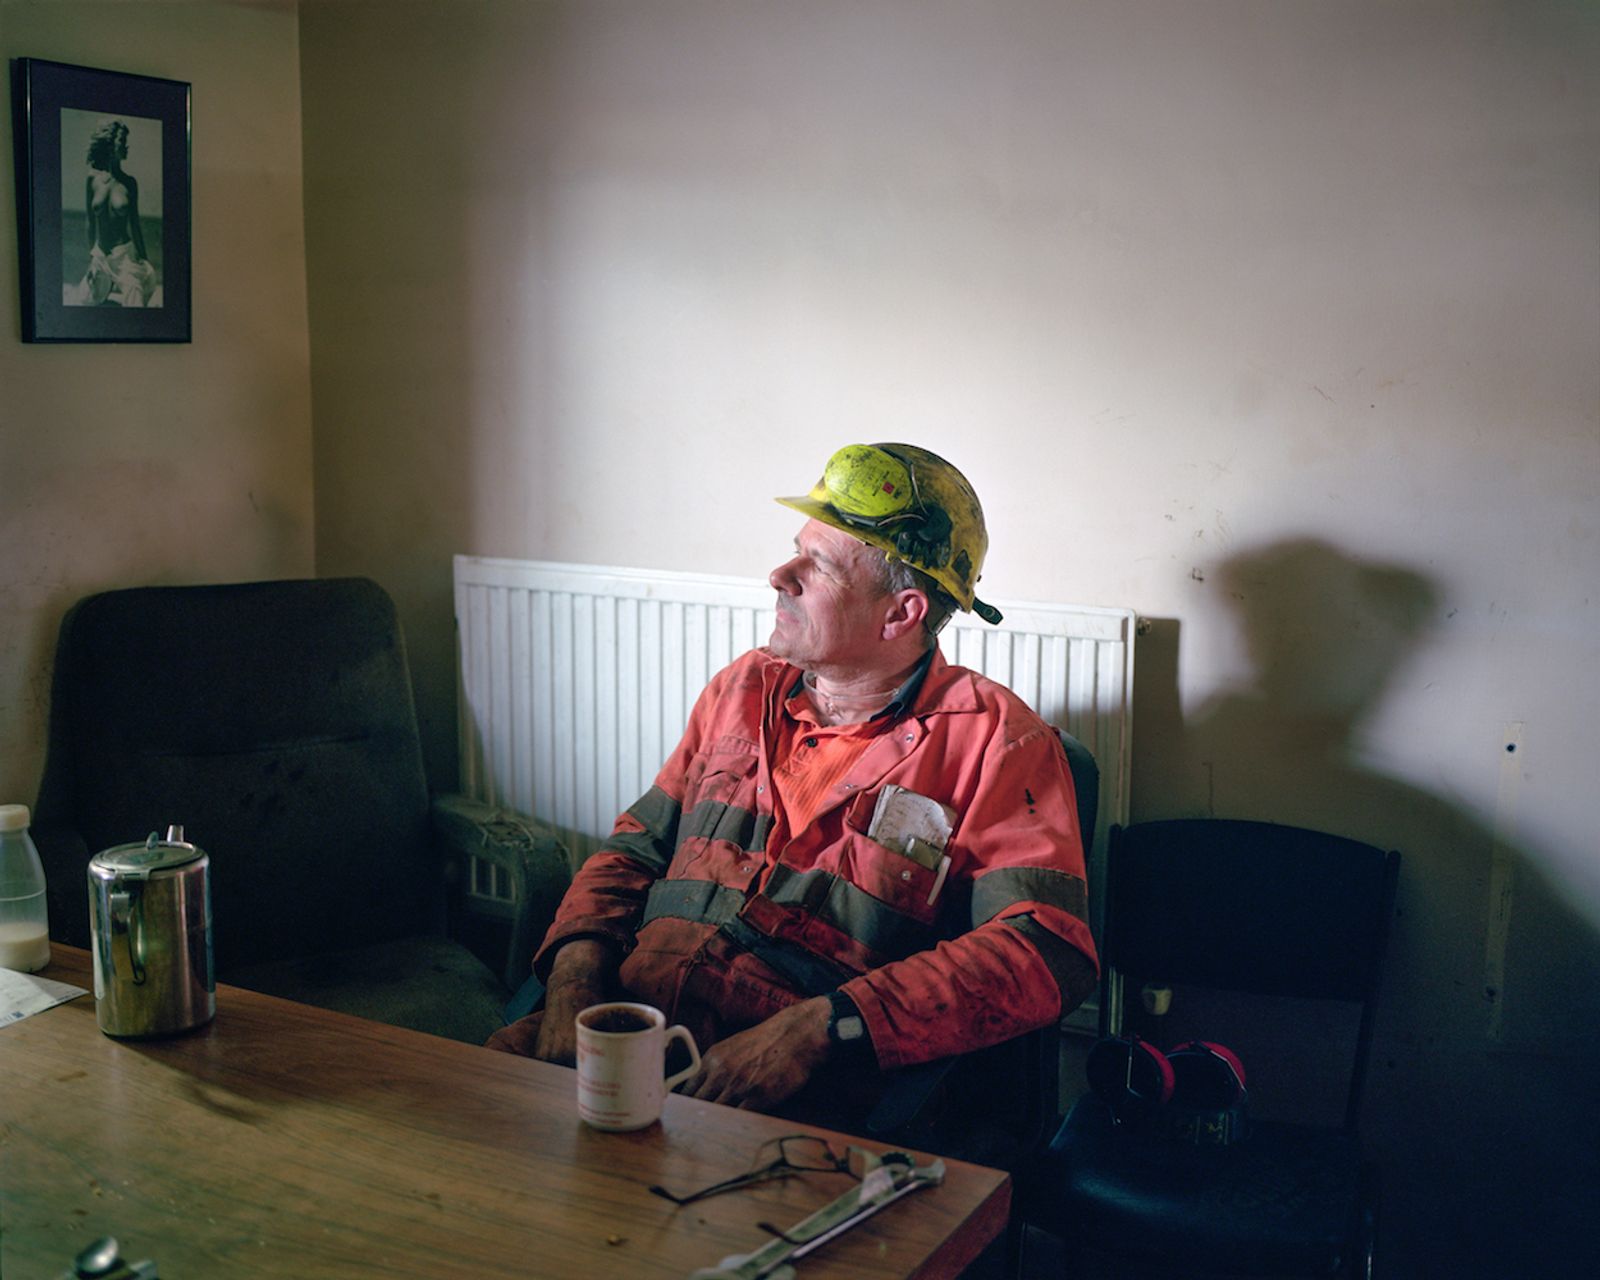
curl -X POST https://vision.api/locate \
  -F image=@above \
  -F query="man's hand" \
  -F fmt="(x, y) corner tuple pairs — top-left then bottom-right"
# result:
(533, 939), (615, 1065)
(678, 996), (834, 1111)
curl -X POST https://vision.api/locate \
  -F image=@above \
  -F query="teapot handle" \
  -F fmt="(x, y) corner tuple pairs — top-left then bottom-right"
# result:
(125, 883), (147, 986)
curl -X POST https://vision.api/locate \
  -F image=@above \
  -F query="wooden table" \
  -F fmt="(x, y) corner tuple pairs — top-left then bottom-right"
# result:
(0, 949), (1008, 1279)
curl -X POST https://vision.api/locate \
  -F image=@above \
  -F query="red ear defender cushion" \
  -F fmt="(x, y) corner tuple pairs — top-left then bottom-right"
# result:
(1157, 1040), (1250, 1144)
(1085, 1036), (1175, 1119)
(1165, 1040), (1247, 1110)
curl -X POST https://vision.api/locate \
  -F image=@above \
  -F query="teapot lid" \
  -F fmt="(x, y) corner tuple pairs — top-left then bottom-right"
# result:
(91, 825), (204, 878)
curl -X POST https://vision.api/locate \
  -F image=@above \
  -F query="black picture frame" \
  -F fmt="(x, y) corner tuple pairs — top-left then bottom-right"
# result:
(11, 58), (191, 343)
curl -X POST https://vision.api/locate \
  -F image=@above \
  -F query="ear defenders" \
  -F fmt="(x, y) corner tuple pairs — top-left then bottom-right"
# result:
(1085, 1036), (1249, 1144)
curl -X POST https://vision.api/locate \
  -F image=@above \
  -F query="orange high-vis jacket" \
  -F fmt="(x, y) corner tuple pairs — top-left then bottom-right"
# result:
(534, 647), (1099, 1069)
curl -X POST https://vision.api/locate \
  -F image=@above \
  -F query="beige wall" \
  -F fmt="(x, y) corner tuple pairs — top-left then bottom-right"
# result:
(0, 0), (315, 803)
(301, 2), (1597, 1270)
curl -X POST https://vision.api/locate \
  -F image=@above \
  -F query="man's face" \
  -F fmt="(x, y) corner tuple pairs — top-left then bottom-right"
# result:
(767, 519), (892, 673)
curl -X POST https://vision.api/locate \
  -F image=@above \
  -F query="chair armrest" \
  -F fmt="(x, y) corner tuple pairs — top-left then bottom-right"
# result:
(867, 1023), (1063, 1167)
(867, 1056), (961, 1136)
(431, 794), (573, 991)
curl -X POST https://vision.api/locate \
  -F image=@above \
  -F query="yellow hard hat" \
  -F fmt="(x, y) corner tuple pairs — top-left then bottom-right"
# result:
(776, 443), (1003, 624)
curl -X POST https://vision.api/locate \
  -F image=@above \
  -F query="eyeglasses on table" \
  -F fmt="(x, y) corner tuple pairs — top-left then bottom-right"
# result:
(648, 1134), (864, 1206)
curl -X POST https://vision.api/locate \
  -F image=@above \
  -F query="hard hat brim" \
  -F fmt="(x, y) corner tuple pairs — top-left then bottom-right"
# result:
(776, 492), (901, 564)
(774, 493), (834, 523)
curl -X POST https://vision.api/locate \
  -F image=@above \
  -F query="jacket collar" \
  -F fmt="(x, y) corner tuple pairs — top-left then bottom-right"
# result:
(775, 642), (980, 724)
(904, 645), (982, 717)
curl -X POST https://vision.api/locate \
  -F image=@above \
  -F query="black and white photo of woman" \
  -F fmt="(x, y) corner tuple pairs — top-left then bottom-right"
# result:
(62, 113), (163, 308)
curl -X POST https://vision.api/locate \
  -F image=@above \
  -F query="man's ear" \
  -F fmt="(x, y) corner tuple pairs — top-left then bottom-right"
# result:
(881, 589), (930, 642)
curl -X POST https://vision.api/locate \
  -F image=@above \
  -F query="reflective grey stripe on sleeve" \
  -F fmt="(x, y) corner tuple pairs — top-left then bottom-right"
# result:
(970, 865), (1088, 927)
(641, 878), (746, 927)
(1003, 913), (1099, 1014)
(627, 786), (681, 842)
(601, 829), (676, 875)
(765, 864), (934, 959)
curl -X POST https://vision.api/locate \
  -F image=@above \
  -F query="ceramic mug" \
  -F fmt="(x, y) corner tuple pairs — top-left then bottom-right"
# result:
(575, 1001), (701, 1131)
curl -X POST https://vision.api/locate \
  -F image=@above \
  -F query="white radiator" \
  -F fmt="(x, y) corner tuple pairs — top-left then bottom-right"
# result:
(454, 555), (1136, 943)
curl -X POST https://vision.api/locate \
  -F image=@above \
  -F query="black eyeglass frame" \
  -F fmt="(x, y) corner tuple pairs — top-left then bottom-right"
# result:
(648, 1135), (859, 1207)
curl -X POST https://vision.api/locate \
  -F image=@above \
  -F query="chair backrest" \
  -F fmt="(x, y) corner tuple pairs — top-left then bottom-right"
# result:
(35, 578), (438, 973)
(1103, 819), (1399, 1130)
(1057, 729), (1100, 857)
(999, 729), (1100, 1154)
(1021, 729), (1099, 1140)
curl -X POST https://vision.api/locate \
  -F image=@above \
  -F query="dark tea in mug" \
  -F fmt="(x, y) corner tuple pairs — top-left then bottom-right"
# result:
(585, 1008), (653, 1034)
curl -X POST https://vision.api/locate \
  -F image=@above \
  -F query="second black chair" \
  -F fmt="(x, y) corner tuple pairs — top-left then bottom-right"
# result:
(1019, 818), (1400, 1278)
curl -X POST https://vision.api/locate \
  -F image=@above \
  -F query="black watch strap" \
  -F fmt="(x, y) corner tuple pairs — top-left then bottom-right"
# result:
(827, 990), (873, 1064)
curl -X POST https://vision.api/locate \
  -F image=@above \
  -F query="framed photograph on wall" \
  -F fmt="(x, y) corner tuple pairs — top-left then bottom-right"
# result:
(11, 58), (191, 342)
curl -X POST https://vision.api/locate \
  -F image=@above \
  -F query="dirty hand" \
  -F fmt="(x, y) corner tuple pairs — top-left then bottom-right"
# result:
(533, 939), (614, 1066)
(678, 997), (833, 1111)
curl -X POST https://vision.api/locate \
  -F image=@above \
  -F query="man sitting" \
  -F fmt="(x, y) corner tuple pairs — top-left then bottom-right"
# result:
(489, 443), (1097, 1130)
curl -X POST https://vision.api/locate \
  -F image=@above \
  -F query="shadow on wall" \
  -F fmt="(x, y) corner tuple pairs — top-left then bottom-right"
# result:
(1128, 538), (1599, 1279)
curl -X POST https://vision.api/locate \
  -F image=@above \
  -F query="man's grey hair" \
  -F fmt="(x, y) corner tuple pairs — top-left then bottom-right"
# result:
(872, 551), (958, 645)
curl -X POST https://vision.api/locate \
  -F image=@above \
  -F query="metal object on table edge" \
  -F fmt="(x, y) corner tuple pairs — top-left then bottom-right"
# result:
(686, 1147), (946, 1280)
(62, 1235), (159, 1279)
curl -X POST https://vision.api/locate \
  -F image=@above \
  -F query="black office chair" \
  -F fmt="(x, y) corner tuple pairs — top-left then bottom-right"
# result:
(1019, 819), (1400, 1278)
(861, 728), (1102, 1170)
(33, 578), (572, 1044)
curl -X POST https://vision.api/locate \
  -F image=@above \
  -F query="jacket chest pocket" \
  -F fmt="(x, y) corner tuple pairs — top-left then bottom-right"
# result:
(833, 789), (947, 930)
(685, 735), (759, 809)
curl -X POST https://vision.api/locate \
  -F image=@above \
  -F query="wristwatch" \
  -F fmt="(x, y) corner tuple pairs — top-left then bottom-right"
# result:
(827, 990), (873, 1063)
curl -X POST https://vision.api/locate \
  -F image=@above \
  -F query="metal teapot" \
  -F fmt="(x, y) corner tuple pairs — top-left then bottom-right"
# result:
(87, 826), (214, 1038)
